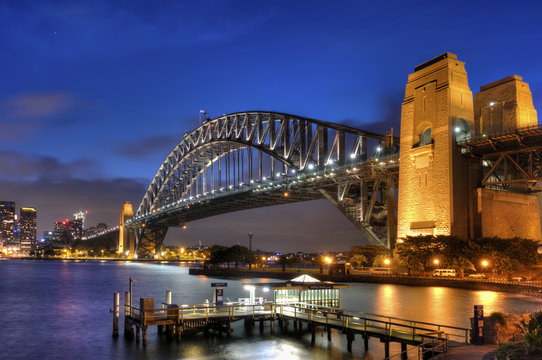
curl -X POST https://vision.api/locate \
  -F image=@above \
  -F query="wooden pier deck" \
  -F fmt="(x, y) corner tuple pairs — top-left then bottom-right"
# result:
(120, 300), (469, 359)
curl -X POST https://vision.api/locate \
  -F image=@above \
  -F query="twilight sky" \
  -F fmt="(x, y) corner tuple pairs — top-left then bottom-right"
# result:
(1, 0), (541, 252)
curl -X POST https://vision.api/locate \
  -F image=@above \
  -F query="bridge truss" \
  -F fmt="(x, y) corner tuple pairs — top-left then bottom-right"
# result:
(459, 124), (542, 192)
(129, 111), (399, 258)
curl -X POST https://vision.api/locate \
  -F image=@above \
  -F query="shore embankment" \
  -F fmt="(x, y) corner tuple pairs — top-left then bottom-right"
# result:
(189, 268), (542, 297)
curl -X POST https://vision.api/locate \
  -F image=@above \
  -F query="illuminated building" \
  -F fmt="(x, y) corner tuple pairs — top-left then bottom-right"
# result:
(69, 218), (83, 240)
(0, 201), (16, 245)
(19, 207), (37, 252)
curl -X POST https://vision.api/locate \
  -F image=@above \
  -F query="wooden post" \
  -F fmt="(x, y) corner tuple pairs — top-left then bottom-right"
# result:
(113, 292), (119, 338)
(136, 326), (140, 343)
(347, 331), (354, 353)
(142, 327), (147, 347)
(227, 321), (232, 336)
(270, 319), (275, 333)
(124, 291), (133, 339)
(311, 324), (316, 345)
(401, 342), (407, 360)
(294, 320), (298, 331)
(364, 335), (369, 351)
(384, 341), (390, 359)
(299, 321), (303, 331)
(176, 325), (182, 342)
(259, 319), (264, 334)
(327, 325), (331, 341)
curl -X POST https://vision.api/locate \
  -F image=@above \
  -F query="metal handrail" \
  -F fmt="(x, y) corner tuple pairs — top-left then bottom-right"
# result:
(125, 301), (468, 343)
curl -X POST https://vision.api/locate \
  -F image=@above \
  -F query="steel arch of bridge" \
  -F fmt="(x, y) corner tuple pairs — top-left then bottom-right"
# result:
(131, 111), (399, 258)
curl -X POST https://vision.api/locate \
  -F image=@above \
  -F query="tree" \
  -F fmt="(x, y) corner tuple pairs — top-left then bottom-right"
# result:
(225, 245), (253, 269)
(312, 255), (329, 274)
(348, 254), (367, 268)
(208, 245), (229, 268)
(437, 236), (475, 277)
(396, 243), (425, 275)
(277, 254), (299, 272)
(347, 245), (388, 266)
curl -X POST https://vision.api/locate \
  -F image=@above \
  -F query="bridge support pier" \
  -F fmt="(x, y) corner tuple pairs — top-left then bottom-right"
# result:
(259, 319), (264, 334)
(327, 325), (331, 341)
(311, 323), (316, 345)
(135, 326), (140, 344)
(294, 320), (298, 331)
(384, 341), (390, 359)
(363, 335), (369, 351)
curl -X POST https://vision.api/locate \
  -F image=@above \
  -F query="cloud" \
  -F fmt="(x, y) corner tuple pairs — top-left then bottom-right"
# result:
(0, 151), (101, 182)
(1, 92), (77, 119)
(0, 92), (79, 141)
(116, 134), (180, 158)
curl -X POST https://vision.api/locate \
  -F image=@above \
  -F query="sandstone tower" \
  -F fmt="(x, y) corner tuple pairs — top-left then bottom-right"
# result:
(118, 201), (134, 255)
(474, 75), (538, 135)
(397, 53), (475, 240)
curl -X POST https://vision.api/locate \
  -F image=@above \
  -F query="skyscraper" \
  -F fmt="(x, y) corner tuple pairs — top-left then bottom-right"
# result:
(20, 207), (37, 252)
(0, 201), (16, 245)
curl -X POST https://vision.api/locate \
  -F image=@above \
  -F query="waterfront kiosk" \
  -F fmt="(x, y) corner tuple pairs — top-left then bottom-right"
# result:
(254, 274), (349, 308)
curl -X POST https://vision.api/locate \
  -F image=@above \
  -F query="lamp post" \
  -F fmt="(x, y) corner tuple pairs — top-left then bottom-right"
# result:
(248, 232), (253, 252)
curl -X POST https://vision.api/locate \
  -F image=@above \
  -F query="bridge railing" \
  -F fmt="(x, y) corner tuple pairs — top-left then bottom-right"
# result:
(459, 123), (542, 145)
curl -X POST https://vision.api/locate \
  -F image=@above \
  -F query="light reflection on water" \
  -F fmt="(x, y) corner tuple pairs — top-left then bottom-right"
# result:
(1, 260), (541, 360)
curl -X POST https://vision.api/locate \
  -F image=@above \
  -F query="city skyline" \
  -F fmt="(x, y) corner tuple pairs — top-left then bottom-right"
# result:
(1, 1), (541, 251)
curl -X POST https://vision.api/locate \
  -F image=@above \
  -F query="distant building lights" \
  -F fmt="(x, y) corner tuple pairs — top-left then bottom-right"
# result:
(489, 101), (496, 106)
(307, 164), (314, 170)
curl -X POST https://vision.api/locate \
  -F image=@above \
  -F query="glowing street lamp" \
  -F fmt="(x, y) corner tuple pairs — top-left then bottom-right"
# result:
(433, 259), (440, 266)
(324, 256), (332, 264)
(384, 258), (391, 266)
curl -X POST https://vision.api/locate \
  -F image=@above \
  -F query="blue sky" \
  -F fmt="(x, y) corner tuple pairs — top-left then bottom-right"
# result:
(1, 0), (541, 251)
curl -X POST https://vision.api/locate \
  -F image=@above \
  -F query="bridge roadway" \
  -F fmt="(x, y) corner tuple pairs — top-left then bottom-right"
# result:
(124, 301), (468, 358)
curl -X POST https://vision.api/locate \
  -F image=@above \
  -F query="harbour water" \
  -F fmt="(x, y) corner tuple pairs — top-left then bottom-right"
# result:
(2, 259), (541, 359)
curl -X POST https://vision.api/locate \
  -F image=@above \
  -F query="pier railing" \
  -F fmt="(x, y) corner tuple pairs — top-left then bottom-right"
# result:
(275, 302), (467, 344)
(124, 301), (468, 344)
(126, 302), (274, 326)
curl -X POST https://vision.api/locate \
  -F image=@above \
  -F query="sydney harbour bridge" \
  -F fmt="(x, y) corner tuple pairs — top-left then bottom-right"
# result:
(87, 111), (401, 258)
(127, 111), (399, 258)
(92, 109), (542, 258)
(87, 54), (542, 259)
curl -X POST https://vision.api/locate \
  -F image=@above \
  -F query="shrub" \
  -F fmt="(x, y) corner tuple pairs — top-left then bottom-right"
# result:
(516, 311), (542, 355)
(495, 342), (527, 360)
(490, 312), (507, 327)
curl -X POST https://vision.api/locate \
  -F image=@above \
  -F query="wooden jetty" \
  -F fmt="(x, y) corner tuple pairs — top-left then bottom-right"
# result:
(112, 291), (469, 359)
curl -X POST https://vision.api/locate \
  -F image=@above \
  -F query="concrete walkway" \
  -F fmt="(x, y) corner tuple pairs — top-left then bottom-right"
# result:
(442, 344), (498, 359)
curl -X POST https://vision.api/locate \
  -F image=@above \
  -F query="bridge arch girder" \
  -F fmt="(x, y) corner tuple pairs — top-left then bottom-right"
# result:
(137, 111), (393, 216)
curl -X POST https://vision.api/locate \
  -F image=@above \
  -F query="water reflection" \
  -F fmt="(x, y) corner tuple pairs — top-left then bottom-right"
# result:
(1, 260), (541, 360)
